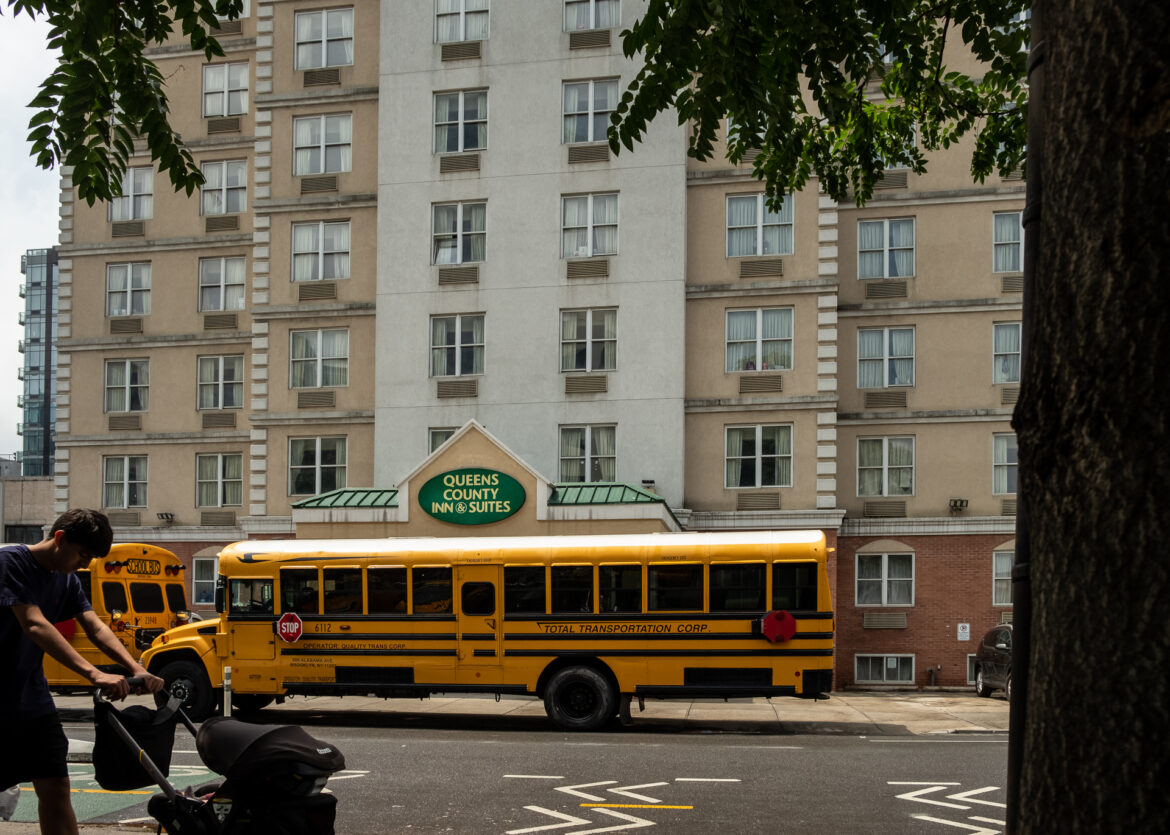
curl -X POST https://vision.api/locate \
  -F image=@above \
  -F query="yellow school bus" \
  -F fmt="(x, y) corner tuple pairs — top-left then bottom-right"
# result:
(45, 543), (194, 692)
(141, 531), (834, 729)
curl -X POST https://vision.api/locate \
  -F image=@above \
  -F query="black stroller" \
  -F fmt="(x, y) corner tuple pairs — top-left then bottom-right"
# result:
(93, 678), (346, 834)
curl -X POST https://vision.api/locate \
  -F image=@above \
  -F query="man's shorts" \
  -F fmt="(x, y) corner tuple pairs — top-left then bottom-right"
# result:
(0, 711), (69, 790)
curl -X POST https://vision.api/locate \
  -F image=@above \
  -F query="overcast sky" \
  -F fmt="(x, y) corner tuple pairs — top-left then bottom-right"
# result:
(0, 14), (60, 460)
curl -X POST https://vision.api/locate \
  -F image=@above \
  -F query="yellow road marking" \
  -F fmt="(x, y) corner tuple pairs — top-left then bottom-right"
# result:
(580, 803), (693, 810)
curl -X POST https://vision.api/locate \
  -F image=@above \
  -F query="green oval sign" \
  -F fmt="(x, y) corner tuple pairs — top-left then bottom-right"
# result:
(418, 468), (526, 525)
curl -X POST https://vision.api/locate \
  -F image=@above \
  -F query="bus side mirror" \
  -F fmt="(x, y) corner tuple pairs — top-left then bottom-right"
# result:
(214, 577), (226, 614)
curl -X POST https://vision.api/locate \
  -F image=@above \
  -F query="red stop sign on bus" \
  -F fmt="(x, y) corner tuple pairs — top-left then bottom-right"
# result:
(276, 612), (303, 643)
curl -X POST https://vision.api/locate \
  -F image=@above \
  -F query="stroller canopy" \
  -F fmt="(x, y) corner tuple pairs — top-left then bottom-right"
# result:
(197, 717), (346, 779)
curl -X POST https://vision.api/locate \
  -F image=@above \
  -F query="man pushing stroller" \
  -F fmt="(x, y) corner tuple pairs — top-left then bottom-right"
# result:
(0, 509), (164, 834)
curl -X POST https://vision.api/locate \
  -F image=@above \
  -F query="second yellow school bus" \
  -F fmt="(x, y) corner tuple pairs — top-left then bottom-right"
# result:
(142, 531), (834, 729)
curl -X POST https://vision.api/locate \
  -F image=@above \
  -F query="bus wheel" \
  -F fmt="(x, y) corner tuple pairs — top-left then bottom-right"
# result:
(157, 660), (215, 721)
(544, 666), (615, 731)
(231, 694), (275, 714)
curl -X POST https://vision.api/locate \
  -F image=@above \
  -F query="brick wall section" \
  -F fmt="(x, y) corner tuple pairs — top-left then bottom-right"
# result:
(835, 533), (1015, 688)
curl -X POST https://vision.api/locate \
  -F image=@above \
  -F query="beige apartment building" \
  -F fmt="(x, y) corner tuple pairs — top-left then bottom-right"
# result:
(53, 1), (1021, 690)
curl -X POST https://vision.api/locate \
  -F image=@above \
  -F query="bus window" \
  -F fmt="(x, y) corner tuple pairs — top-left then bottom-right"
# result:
(648, 564), (703, 611)
(773, 562), (819, 611)
(551, 566), (593, 613)
(77, 571), (92, 605)
(462, 582), (495, 616)
(504, 566), (545, 614)
(229, 578), (273, 615)
(368, 567), (407, 614)
(412, 567), (453, 614)
(102, 581), (128, 615)
(281, 569), (320, 615)
(165, 583), (186, 613)
(709, 563), (765, 612)
(599, 565), (641, 613)
(323, 568), (362, 614)
(130, 582), (165, 613)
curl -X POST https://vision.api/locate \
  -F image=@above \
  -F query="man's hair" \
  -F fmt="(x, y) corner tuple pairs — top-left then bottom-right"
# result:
(51, 509), (114, 557)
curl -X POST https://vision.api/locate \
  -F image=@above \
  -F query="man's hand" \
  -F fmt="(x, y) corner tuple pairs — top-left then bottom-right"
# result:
(132, 670), (166, 695)
(91, 670), (131, 700)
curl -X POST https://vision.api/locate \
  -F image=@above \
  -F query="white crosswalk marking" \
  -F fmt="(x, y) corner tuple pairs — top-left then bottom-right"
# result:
(554, 781), (618, 802)
(947, 787), (1006, 808)
(893, 785), (972, 809)
(608, 782), (668, 803)
(505, 806), (592, 834)
(911, 814), (1000, 834)
(567, 808), (655, 834)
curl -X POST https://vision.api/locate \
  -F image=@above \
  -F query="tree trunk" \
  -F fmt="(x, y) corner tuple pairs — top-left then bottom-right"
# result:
(1015, 1), (1170, 830)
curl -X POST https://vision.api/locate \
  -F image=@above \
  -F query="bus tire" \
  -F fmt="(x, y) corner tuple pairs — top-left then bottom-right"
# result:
(543, 666), (615, 732)
(157, 659), (215, 721)
(231, 694), (275, 714)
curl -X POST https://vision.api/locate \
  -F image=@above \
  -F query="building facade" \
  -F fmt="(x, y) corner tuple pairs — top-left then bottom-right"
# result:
(52, 1), (1020, 690)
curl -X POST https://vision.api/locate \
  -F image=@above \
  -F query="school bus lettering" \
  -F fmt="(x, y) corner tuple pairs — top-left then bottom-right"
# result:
(124, 558), (161, 576)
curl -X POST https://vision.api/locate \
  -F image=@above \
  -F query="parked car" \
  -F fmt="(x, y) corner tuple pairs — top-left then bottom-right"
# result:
(974, 623), (1012, 699)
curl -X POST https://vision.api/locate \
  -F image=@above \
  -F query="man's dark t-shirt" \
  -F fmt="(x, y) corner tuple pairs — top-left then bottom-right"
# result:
(0, 544), (92, 719)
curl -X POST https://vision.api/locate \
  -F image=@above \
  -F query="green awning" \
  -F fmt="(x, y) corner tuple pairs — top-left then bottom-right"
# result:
(292, 488), (399, 509)
(548, 482), (664, 506)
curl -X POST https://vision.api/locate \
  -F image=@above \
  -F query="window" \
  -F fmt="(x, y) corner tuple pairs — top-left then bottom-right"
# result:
(993, 433), (1018, 495)
(109, 167), (153, 221)
(294, 8), (354, 70)
(856, 552), (914, 605)
(551, 565), (592, 613)
(429, 427), (457, 452)
(561, 193), (618, 257)
(292, 221), (350, 282)
(199, 257), (246, 311)
(504, 566), (546, 614)
(367, 567), (407, 614)
(104, 359), (149, 412)
(129, 583), (164, 612)
(564, 0), (619, 30)
(726, 308), (793, 371)
(726, 194), (794, 257)
(103, 455), (147, 508)
(709, 563), (765, 611)
(856, 654), (914, 684)
(293, 114), (352, 175)
(993, 322), (1021, 383)
(193, 557), (217, 606)
(229, 578), (273, 615)
(103, 581), (128, 613)
(413, 567), (453, 614)
(289, 437), (347, 495)
(430, 314), (484, 376)
(462, 581), (494, 615)
(198, 355), (244, 410)
(290, 329), (349, 388)
(436, 0), (487, 43)
(725, 425), (793, 488)
(217, 0), (249, 19)
(648, 564), (703, 611)
(434, 90), (487, 153)
(106, 263), (150, 317)
(281, 568), (319, 614)
(560, 425), (615, 482)
(858, 218), (915, 278)
(599, 564), (640, 612)
(994, 550), (1014, 606)
(432, 202), (486, 264)
(201, 161), (246, 215)
(202, 62), (248, 117)
(561, 308), (616, 372)
(993, 211), (1024, 272)
(562, 79), (617, 144)
(858, 327), (914, 388)
(773, 562), (818, 611)
(196, 453), (243, 507)
(858, 437), (914, 496)
(324, 568), (362, 614)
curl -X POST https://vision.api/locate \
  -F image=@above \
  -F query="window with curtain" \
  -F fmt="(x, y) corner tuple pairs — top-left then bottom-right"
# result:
(993, 551), (1014, 605)
(103, 455), (147, 508)
(293, 114), (352, 175)
(199, 257), (246, 311)
(857, 327), (914, 388)
(993, 322), (1021, 383)
(197, 355), (243, 409)
(564, 0), (619, 30)
(560, 425), (616, 482)
(289, 437), (347, 495)
(432, 202), (486, 264)
(993, 433), (1018, 495)
(858, 218), (915, 278)
(725, 308), (793, 371)
(561, 308), (616, 372)
(856, 552), (914, 606)
(434, 90), (487, 153)
(562, 79), (618, 144)
(196, 453), (243, 507)
(193, 557), (217, 605)
(430, 314), (484, 376)
(726, 194), (794, 257)
(858, 436), (914, 496)
(725, 424), (793, 488)
(855, 654), (914, 683)
(202, 62), (248, 117)
(108, 167), (153, 221)
(104, 359), (149, 412)
(993, 211), (1023, 272)
(429, 427), (456, 452)
(294, 8), (354, 70)
(201, 160), (246, 215)
(436, 0), (488, 43)
(106, 263), (150, 317)
(561, 193), (618, 257)
(292, 221), (350, 281)
(290, 329), (349, 388)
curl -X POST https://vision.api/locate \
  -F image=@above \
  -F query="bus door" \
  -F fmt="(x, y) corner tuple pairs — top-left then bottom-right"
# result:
(455, 564), (503, 680)
(226, 575), (276, 663)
